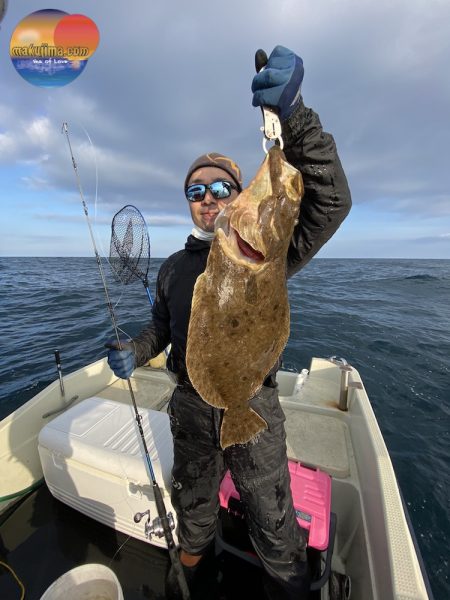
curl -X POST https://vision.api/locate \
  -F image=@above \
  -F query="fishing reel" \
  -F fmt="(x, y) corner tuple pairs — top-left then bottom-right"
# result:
(134, 509), (175, 540)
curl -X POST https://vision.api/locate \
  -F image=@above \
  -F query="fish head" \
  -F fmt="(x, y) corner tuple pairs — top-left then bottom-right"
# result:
(214, 146), (303, 271)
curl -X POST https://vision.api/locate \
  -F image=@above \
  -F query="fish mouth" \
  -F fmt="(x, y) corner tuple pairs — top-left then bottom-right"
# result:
(215, 212), (265, 266)
(234, 229), (265, 262)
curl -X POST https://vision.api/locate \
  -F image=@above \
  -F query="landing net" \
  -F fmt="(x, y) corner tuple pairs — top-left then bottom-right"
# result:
(109, 204), (150, 286)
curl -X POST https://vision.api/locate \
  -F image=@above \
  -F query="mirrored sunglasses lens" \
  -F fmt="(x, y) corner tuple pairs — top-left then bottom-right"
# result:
(209, 181), (231, 199)
(186, 185), (206, 202)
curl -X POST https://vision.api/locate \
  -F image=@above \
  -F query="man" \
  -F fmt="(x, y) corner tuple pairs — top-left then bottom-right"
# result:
(107, 46), (351, 599)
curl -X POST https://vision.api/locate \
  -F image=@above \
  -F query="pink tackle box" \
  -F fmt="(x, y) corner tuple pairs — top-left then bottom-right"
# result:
(219, 460), (331, 551)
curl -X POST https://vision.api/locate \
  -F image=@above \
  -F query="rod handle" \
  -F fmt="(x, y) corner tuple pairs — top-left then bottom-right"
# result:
(153, 483), (190, 599)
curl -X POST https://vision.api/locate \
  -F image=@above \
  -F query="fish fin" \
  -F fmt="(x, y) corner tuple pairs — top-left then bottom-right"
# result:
(220, 407), (268, 449)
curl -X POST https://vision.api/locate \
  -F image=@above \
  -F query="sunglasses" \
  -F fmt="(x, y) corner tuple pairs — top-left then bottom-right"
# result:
(185, 180), (238, 203)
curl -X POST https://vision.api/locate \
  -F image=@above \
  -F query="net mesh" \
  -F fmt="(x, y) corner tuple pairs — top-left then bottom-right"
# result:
(109, 205), (150, 285)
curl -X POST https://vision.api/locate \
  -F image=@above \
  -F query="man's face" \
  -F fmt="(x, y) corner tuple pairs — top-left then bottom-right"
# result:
(186, 166), (240, 232)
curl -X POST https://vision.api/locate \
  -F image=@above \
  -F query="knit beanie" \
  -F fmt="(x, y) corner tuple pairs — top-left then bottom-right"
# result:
(184, 152), (243, 193)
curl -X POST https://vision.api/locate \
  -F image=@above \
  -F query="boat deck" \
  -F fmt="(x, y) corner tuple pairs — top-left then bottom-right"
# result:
(0, 362), (340, 600)
(0, 357), (431, 600)
(1, 483), (272, 599)
(96, 358), (354, 479)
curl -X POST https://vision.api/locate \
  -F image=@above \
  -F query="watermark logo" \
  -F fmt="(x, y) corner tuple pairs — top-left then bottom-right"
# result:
(10, 9), (99, 87)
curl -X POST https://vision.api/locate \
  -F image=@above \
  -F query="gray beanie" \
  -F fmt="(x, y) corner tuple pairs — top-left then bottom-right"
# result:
(184, 152), (243, 192)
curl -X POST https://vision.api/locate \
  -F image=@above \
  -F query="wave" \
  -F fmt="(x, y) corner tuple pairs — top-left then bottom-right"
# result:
(403, 274), (441, 281)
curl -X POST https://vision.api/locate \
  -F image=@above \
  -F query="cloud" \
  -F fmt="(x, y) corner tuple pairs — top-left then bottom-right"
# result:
(1, 0), (450, 257)
(21, 175), (50, 189)
(33, 211), (192, 227)
(414, 233), (450, 244)
(146, 215), (192, 227)
(0, 113), (56, 163)
(0, 131), (15, 156)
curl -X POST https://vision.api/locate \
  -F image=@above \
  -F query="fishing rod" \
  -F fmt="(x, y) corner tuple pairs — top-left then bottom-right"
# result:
(61, 122), (190, 600)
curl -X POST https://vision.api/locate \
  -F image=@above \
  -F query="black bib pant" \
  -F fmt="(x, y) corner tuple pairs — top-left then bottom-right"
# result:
(168, 385), (309, 599)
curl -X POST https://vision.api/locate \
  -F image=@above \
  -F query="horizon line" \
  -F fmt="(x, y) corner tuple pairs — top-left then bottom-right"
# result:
(1, 256), (448, 261)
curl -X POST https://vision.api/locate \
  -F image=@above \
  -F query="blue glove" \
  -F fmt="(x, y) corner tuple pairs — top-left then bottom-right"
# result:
(251, 45), (304, 121)
(105, 338), (135, 379)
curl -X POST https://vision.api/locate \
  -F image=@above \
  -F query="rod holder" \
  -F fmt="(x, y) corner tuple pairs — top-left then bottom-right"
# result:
(329, 356), (353, 411)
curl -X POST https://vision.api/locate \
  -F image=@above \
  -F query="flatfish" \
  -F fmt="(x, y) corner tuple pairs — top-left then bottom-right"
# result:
(186, 145), (304, 448)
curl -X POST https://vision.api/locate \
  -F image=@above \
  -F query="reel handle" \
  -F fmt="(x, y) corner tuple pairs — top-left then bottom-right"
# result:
(134, 510), (150, 523)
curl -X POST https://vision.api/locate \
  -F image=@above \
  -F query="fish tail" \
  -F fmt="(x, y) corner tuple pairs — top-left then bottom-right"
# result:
(220, 407), (268, 449)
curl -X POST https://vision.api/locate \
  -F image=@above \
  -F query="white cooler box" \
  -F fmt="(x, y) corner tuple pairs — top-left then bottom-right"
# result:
(38, 396), (177, 548)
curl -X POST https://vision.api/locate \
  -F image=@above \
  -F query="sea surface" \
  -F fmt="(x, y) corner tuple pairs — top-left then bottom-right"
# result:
(1, 257), (449, 599)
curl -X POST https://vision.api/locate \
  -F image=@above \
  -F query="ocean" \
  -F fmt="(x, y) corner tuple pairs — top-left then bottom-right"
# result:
(1, 257), (449, 599)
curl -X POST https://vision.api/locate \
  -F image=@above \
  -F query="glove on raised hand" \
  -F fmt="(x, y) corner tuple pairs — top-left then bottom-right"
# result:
(105, 338), (135, 379)
(251, 45), (304, 121)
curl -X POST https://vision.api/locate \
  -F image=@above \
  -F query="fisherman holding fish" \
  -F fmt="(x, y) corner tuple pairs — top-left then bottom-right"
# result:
(107, 46), (351, 599)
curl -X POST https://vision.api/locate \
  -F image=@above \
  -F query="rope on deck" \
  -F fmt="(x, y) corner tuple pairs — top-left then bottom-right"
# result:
(0, 560), (25, 600)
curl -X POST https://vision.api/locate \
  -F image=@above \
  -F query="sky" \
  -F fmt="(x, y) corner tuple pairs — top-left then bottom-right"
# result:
(0, 0), (449, 259)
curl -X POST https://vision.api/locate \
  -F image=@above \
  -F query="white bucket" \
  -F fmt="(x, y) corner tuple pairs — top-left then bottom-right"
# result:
(40, 563), (124, 600)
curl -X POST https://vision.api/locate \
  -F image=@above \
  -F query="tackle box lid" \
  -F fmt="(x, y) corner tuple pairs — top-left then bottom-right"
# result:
(219, 460), (331, 550)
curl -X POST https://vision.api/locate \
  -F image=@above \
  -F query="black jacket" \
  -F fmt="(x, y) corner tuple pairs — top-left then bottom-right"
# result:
(133, 98), (352, 385)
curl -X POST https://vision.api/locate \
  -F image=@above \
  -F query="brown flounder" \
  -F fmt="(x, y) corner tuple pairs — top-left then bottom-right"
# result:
(186, 145), (304, 449)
